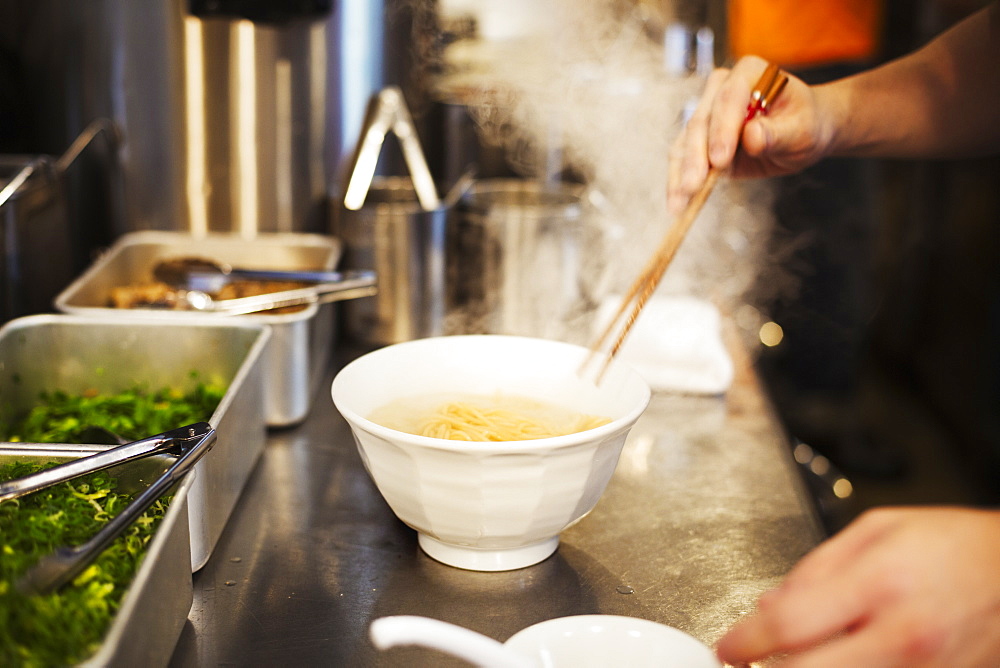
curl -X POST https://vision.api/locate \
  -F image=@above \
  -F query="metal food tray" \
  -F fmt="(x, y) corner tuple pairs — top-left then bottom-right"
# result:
(54, 230), (340, 427)
(0, 446), (194, 668)
(0, 314), (270, 571)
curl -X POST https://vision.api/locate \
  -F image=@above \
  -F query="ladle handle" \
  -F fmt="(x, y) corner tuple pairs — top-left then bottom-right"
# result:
(370, 616), (536, 668)
(0, 157), (55, 211)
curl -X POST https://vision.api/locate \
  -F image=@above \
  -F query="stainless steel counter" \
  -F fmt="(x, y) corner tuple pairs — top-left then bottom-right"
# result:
(168, 348), (823, 667)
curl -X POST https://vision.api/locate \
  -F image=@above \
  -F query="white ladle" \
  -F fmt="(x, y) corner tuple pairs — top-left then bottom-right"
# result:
(369, 616), (536, 668)
(370, 614), (723, 668)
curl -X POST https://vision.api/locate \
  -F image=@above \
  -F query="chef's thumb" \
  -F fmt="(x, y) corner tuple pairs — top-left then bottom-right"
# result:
(741, 118), (773, 158)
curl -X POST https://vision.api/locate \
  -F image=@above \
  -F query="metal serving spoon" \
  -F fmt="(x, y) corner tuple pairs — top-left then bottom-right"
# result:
(153, 256), (369, 294)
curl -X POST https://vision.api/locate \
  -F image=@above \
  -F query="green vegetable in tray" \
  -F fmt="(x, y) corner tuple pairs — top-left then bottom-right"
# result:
(2, 375), (225, 443)
(0, 461), (171, 667)
(0, 377), (224, 664)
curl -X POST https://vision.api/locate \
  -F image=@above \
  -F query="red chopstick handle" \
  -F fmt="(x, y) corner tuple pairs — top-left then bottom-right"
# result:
(744, 63), (783, 122)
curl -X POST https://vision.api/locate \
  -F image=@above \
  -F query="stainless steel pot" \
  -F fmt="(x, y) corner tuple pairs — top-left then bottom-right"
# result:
(451, 178), (601, 343)
(333, 176), (448, 346)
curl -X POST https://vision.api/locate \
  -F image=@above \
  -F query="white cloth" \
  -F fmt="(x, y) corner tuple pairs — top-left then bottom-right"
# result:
(596, 295), (734, 395)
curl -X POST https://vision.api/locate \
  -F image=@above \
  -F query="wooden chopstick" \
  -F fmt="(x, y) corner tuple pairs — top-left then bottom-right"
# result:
(581, 63), (787, 382)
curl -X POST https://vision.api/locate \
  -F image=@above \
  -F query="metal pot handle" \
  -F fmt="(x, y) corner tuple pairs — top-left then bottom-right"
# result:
(0, 118), (121, 211)
(0, 157), (56, 210)
(342, 87), (440, 211)
(54, 117), (122, 173)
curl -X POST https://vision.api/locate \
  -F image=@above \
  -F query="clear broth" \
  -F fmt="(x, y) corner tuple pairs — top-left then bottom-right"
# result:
(368, 392), (611, 442)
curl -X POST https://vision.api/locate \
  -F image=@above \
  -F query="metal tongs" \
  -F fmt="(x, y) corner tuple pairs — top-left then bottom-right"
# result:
(0, 422), (216, 595)
(341, 86), (441, 211)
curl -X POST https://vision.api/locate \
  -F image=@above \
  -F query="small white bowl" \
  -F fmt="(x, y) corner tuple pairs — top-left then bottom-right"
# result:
(368, 614), (721, 667)
(505, 615), (721, 667)
(331, 335), (650, 571)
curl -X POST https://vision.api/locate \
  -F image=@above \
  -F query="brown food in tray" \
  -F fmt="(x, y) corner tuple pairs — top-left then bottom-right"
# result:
(109, 280), (311, 313)
(109, 282), (181, 309)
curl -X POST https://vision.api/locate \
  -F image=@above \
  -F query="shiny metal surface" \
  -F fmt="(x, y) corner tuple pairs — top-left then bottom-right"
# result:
(0, 155), (74, 321)
(342, 87), (440, 212)
(0, 424), (211, 504)
(455, 179), (600, 343)
(169, 348), (822, 666)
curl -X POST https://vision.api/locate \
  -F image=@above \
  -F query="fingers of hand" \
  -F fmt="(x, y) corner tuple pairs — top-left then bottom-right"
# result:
(716, 508), (953, 665)
(716, 570), (874, 664)
(667, 127), (710, 214)
(716, 514), (900, 665)
(759, 614), (939, 668)
(667, 67), (729, 214)
(740, 119), (770, 158)
(666, 128), (694, 214)
(668, 56), (784, 214)
(719, 509), (1000, 666)
(778, 508), (899, 589)
(706, 56), (772, 166)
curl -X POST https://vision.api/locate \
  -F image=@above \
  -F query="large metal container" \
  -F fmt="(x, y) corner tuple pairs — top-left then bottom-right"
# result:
(54, 231), (337, 427)
(0, 446), (195, 667)
(0, 314), (270, 571)
(452, 179), (604, 344)
(332, 177), (448, 345)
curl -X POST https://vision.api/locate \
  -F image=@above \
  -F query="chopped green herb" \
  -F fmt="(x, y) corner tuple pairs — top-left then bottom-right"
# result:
(2, 379), (225, 443)
(0, 461), (172, 666)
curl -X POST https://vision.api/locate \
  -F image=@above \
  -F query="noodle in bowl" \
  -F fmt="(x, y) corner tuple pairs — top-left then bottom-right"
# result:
(331, 335), (651, 571)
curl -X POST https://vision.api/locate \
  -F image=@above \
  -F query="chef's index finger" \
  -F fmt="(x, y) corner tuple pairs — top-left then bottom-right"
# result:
(716, 569), (878, 665)
(707, 56), (773, 169)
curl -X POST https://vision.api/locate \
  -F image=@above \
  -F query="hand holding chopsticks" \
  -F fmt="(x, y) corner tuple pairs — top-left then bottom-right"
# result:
(581, 63), (788, 382)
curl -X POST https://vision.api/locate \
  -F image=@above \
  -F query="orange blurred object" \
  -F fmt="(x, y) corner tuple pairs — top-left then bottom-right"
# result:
(728, 0), (884, 68)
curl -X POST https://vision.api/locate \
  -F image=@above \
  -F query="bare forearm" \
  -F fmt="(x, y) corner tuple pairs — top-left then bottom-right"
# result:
(822, 1), (1000, 159)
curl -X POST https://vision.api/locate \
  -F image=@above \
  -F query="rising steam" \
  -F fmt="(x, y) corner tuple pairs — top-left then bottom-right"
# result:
(428, 0), (788, 341)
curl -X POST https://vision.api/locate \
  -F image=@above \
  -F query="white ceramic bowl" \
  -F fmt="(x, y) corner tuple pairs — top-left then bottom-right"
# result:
(331, 335), (651, 571)
(505, 615), (721, 667)
(368, 614), (721, 667)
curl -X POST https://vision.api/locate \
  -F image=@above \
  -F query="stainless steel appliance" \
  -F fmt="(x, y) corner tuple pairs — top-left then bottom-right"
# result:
(0, 0), (412, 239)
